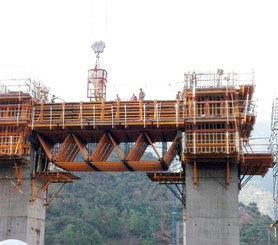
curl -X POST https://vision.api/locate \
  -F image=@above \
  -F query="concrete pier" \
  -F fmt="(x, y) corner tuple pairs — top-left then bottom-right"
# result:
(186, 162), (239, 245)
(0, 163), (46, 245)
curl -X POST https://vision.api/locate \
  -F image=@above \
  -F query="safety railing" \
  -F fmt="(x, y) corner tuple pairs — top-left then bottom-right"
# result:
(244, 138), (273, 154)
(183, 71), (254, 89)
(0, 135), (30, 156)
(0, 78), (49, 102)
(30, 99), (255, 129)
(0, 105), (30, 122)
(31, 100), (186, 129)
(184, 132), (238, 154)
(182, 100), (254, 121)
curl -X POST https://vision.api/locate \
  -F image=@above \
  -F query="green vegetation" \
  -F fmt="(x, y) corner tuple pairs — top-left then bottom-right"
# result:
(45, 172), (175, 245)
(240, 202), (276, 245)
(45, 171), (276, 245)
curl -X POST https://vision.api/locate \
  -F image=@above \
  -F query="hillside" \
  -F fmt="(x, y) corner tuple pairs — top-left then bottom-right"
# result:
(45, 172), (276, 245)
(45, 172), (177, 245)
(240, 202), (275, 245)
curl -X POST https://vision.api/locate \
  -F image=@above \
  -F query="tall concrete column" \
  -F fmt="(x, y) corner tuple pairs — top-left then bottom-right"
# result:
(186, 162), (239, 245)
(0, 161), (46, 245)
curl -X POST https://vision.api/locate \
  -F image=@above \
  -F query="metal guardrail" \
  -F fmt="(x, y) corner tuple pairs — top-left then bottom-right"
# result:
(184, 132), (238, 154)
(0, 135), (27, 155)
(0, 78), (50, 102)
(30, 100), (256, 129)
(183, 71), (255, 89)
(244, 138), (273, 154)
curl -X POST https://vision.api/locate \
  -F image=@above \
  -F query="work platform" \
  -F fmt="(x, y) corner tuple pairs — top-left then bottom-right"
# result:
(0, 78), (273, 177)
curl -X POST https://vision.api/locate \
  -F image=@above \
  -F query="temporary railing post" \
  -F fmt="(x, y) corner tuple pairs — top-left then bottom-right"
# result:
(116, 101), (120, 120)
(226, 99), (229, 121)
(93, 105), (96, 128)
(193, 132), (196, 155)
(154, 100), (157, 120)
(62, 103), (65, 129)
(139, 100), (143, 120)
(244, 93), (249, 123)
(155, 103), (159, 128)
(31, 107), (35, 130)
(225, 94), (230, 154)
(226, 132), (230, 154)
(143, 104), (146, 128)
(10, 136), (13, 155)
(193, 102), (196, 125)
(101, 101), (105, 120)
(17, 103), (20, 126)
(50, 106), (52, 130)
(111, 105), (114, 128)
(124, 104), (127, 128)
(175, 103), (179, 127)
(236, 132), (239, 153)
(80, 102), (83, 129)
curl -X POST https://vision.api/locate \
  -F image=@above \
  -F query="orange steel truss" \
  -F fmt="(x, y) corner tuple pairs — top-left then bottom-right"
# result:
(0, 76), (274, 198)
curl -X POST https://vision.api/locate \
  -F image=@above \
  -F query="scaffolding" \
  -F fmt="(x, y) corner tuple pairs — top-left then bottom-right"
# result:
(147, 71), (272, 188)
(182, 72), (252, 153)
(0, 93), (31, 157)
(270, 97), (278, 219)
(0, 71), (274, 204)
(0, 78), (50, 103)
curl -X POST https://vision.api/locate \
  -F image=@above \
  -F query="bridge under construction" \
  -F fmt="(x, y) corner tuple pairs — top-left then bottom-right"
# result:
(0, 68), (274, 244)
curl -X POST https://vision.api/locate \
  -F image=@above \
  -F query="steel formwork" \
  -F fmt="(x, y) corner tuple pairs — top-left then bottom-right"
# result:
(0, 72), (274, 203)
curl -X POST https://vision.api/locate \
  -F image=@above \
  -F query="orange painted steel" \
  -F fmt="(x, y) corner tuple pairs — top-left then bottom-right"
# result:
(146, 172), (185, 182)
(0, 93), (32, 157)
(31, 172), (79, 205)
(0, 83), (274, 181)
(35, 130), (179, 172)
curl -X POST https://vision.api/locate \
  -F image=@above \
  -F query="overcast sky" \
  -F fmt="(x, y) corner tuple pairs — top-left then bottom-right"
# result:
(0, 0), (277, 122)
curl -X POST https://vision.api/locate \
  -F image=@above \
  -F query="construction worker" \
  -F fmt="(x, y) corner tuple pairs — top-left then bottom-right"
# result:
(131, 93), (137, 101)
(51, 94), (56, 103)
(176, 91), (181, 100)
(139, 88), (145, 100)
(115, 94), (121, 101)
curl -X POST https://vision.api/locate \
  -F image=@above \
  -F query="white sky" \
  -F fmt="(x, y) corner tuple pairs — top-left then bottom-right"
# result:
(0, 0), (278, 122)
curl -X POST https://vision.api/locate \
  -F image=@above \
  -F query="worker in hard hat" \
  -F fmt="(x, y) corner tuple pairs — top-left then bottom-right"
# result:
(139, 88), (145, 100)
